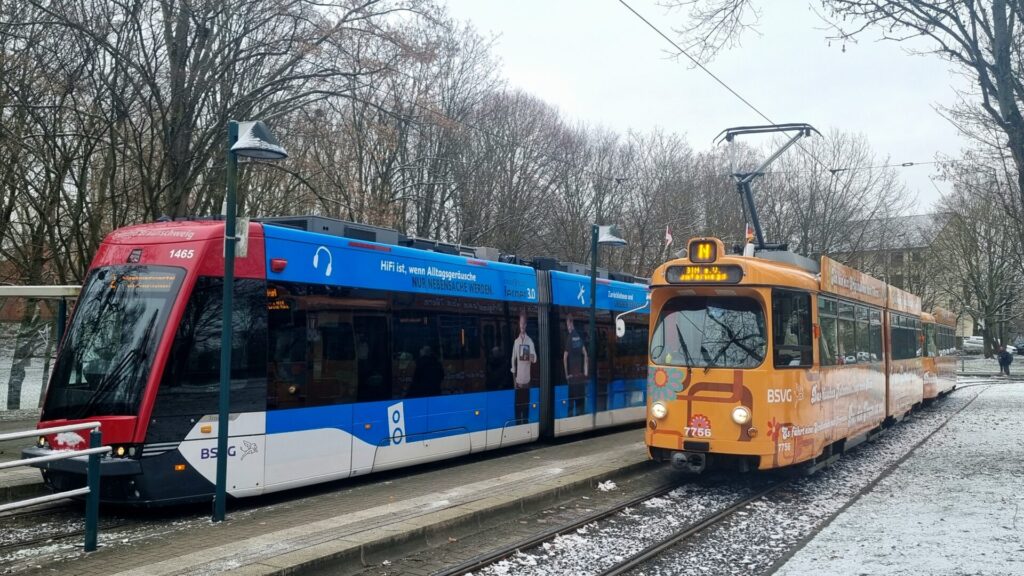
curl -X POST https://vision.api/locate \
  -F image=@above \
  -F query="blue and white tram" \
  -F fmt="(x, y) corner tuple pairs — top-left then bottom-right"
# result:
(27, 216), (648, 504)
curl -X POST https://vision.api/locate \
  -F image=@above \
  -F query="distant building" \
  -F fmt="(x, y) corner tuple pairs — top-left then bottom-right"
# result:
(831, 213), (972, 336)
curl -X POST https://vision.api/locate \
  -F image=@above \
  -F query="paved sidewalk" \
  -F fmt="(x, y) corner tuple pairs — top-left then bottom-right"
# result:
(0, 413), (47, 502)
(19, 427), (650, 576)
(775, 382), (1024, 576)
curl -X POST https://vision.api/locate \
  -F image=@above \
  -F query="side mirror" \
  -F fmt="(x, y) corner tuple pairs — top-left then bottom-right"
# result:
(615, 318), (626, 338)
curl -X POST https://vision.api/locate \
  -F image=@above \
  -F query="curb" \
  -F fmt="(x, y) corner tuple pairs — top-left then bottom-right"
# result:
(263, 458), (658, 576)
(1, 479), (47, 504)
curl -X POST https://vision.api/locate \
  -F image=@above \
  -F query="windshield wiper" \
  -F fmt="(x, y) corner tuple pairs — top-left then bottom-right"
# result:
(674, 324), (695, 367)
(704, 313), (763, 373)
(72, 348), (144, 419)
(72, 314), (157, 419)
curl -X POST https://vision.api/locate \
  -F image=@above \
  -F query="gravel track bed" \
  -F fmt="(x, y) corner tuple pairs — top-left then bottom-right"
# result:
(470, 388), (978, 576)
(467, 477), (777, 576)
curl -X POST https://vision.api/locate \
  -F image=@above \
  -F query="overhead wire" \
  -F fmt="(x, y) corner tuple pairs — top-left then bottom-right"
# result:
(617, 0), (869, 176)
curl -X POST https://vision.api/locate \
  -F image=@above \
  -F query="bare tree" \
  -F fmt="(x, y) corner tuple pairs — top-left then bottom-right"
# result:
(755, 130), (912, 262)
(665, 0), (1024, 240)
(933, 173), (1020, 355)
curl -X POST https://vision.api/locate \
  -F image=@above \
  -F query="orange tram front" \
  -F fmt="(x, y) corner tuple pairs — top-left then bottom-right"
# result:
(645, 237), (929, 474)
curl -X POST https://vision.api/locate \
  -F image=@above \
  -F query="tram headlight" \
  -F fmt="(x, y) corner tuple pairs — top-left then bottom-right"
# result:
(115, 446), (126, 457)
(731, 406), (751, 425)
(650, 401), (668, 420)
(37, 436), (46, 448)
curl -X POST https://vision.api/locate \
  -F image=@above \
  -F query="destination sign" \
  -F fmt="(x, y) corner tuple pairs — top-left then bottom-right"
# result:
(666, 264), (743, 284)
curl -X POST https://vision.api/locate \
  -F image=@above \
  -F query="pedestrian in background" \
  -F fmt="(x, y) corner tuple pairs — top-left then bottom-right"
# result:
(997, 345), (1013, 377)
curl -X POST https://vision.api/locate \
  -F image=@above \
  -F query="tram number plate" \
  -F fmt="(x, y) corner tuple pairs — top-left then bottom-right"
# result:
(685, 427), (711, 438)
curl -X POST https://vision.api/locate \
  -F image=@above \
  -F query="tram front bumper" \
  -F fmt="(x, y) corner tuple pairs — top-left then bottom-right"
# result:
(21, 446), (142, 477)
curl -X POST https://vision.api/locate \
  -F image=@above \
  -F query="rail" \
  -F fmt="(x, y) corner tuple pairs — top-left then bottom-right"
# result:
(0, 422), (109, 551)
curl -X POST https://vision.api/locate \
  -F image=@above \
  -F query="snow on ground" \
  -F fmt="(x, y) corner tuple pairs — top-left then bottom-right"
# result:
(466, 480), (769, 576)
(958, 354), (1024, 377)
(468, 381), (985, 576)
(775, 380), (1024, 576)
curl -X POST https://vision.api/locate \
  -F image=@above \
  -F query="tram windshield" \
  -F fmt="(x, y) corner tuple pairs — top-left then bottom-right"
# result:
(42, 266), (184, 420)
(650, 296), (766, 369)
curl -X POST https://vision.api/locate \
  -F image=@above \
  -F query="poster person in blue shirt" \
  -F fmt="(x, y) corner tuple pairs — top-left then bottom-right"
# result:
(562, 313), (589, 416)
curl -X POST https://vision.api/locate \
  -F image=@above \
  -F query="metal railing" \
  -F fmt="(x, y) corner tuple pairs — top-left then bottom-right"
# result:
(0, 422), (109, 551)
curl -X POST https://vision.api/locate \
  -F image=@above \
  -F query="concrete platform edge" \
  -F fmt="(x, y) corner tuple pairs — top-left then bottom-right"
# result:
(1, 478), (47, 504)
(262, 458), (658, 576)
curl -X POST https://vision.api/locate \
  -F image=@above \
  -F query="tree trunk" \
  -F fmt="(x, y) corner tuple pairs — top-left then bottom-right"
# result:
(5, 299), (43, 410)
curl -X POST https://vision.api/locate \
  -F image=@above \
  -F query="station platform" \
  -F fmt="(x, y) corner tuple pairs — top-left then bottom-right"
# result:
(11, 426), (649, 576)
(775, 381), (1024, 575)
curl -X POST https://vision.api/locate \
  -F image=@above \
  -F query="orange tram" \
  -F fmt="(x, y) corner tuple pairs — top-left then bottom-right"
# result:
(645, 237), (954, 474)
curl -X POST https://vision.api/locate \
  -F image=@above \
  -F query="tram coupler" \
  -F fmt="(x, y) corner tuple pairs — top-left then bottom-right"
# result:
(670, 451), (706, 474)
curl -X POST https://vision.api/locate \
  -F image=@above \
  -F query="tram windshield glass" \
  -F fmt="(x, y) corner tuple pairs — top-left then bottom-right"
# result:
(43, 266), (184, 420)
(650, 296), (766, 368)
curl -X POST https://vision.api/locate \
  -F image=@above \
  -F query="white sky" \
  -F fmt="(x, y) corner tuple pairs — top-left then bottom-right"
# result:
(444, 0), (972, 210)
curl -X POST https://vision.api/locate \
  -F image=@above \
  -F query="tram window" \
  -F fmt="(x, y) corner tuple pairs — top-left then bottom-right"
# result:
(818, 296), (838, 366)
(352, 315), (391, 401)
(838, 301), (855, 319)
(869, 322), (883, 362)
(855, 308), (870, 363)
(838, 316), (856, 364)
(616, 321), (649, 357)
(483, 320), (512, 391)
(156, 277), (267, 418)
(772, 290), (812, 368)
(441, 314), (486, 395)
(923, 324), (937, 357)
(889, 314), (916, 360)
(818, 296), (837, 317)
(393, 312), (443, 398)
(607, 319), (648, 409)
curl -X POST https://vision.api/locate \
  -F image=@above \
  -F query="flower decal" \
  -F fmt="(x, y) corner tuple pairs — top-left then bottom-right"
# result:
(766, 417), (780, 442)
(647, 366), (686, 402)
(689, 414), (710, 430)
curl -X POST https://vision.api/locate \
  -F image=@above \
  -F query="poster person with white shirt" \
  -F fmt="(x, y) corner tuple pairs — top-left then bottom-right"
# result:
(511, 311), (536, 423)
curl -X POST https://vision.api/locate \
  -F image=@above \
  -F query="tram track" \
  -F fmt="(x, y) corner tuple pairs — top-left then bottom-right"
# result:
(432, 481), (685, 576)
(603, 387), (987, 576)
(596, 481), (787, 576)
(442, 386), (987, 576)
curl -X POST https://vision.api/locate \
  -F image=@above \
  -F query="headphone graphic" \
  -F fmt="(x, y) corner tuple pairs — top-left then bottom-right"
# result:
(313, 246), (333, 277)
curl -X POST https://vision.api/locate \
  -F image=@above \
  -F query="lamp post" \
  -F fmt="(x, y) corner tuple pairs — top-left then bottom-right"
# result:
(215, 120), (288, 523)
(589, 224), (627, 426)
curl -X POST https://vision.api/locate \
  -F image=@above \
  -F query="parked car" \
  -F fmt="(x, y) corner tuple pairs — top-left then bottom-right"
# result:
(962, 336), (1016, 354)
(962, 336), (983, 353)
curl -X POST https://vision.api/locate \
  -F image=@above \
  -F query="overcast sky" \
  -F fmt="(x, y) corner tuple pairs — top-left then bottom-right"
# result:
(444, 0), (972, 211)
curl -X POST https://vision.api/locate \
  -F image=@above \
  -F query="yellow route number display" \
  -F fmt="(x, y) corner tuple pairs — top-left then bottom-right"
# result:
(666, 264), (743, 284)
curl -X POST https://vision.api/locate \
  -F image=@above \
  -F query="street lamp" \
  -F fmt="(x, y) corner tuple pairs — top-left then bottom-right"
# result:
(215, 120), (288, 523)
(589, 224), (627, 426)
